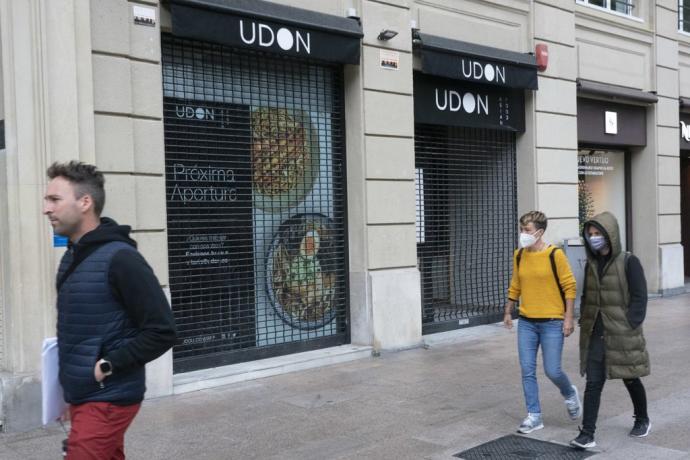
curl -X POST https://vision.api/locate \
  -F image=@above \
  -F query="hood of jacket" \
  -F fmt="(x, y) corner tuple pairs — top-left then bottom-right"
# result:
(71, 217), (136, 253)
(582, 211), (622, 260)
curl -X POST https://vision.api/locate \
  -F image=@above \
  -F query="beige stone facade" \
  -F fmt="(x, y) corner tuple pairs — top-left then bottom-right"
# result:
(0, 0), (686, 431)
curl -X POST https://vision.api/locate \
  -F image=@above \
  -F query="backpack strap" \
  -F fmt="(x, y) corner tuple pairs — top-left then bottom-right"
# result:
(516, 248), (524, 270)
(549, 247), (566, 308)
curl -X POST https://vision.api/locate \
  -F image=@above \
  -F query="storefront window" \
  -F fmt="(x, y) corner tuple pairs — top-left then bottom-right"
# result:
(161, 35), (348, 372)
(578, 150), (627, 248)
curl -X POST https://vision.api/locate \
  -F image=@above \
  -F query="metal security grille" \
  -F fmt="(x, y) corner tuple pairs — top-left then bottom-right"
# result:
(161, 34), (348, 373)
(415, 124), (517, 334)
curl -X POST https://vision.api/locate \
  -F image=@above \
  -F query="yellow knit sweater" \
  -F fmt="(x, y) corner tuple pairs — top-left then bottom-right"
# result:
(507, 245), (577, 319)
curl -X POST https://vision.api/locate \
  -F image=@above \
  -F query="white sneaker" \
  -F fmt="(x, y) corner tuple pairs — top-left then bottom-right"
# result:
(518, 413), (544, 434)
(565, 385), (582, 420)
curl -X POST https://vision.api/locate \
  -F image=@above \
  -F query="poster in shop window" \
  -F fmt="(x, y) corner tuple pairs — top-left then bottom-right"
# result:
(578, 149), (627, 249)
(164, 98), (256, 356)
(250, 106), (341, 344)
(163, 98), (342, 362)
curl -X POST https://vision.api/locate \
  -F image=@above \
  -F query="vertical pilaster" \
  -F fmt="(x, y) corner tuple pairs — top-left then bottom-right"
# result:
(654, 1), (685, 294)
(359, 0), (421, 349)
(89, 0), (172, 397)
(0, 0), (93, 431)
(532, 1), (579, 243)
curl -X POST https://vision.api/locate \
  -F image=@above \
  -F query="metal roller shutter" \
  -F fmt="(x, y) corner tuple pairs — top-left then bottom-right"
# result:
(415, 124), (517, 334)
(161, 34), (349, 373)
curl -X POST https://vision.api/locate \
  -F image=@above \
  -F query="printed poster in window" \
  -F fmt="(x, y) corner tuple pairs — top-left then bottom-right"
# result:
(578, 149), (627, 249)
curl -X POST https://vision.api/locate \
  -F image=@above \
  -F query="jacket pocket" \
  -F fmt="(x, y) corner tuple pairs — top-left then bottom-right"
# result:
(74, 337), (103, 384)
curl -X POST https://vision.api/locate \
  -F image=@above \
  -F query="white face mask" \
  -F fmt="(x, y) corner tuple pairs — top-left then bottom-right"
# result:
(519, 232), (537, 248)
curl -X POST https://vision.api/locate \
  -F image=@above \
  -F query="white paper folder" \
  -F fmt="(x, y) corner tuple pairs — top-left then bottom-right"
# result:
(41, 337), (68, 425)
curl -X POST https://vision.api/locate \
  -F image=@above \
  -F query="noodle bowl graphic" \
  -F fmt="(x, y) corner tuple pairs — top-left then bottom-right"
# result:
(266, 214), (338, 330)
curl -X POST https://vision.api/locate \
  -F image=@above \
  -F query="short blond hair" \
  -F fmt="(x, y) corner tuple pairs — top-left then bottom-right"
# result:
(519, 211), (547, 232)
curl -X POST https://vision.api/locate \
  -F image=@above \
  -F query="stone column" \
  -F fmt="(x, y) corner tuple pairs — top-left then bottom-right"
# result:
(654, 1), (685, 295)
(0, 0), (95, 431)
(532, 1), (579, 244)
(89, 0), (172, 396)
(352, 0), (421, 350)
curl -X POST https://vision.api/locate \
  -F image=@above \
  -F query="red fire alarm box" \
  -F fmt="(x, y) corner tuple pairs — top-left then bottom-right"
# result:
(535, 43), (548, 72)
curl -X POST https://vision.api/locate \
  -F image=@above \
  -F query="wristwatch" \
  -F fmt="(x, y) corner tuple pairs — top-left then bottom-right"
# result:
(97, 359), (113, 377)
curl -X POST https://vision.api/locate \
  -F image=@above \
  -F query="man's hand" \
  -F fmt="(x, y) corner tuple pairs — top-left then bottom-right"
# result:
(94, 362), (105, 383)
(59, 404), (71, 422)
(563, 316), (575, 337)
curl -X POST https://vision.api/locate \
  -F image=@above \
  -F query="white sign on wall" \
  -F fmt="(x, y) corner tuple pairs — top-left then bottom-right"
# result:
(133, 5), (156, 27)
(605, 111), (618, 135)
(380, 49), (400, 70)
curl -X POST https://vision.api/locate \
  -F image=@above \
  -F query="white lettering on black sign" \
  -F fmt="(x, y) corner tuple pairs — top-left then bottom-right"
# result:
(434, 88), (489, 115)
(413, 73), (525, 131)
(176, 105), (216, 121)
(461, 59), (506, 85)
(169, 163), (238, 203)
(681, 121), (690, 142)
(239, 20), (311, 54)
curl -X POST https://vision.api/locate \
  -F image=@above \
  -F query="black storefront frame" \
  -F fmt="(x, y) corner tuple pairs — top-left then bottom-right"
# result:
(412, 35), (535, 334)
(161, 35), (352, 374)
(162, 0), (361, 373)
(679, 110), (690, 276)
(576, 88), (654, 254)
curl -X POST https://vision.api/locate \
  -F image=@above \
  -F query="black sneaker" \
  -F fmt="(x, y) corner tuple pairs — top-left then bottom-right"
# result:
(570, 429), (596, 449)
(629, 418), (651, 437)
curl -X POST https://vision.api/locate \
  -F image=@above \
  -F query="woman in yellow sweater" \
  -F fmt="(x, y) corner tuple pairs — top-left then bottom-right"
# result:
(503, 211), (581, 434)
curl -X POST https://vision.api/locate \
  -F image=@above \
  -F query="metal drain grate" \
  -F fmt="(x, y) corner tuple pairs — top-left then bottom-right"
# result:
(454, 435), (596, 459)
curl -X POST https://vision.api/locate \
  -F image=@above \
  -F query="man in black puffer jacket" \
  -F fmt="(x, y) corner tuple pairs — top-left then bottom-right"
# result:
(43, 161), (177, 459)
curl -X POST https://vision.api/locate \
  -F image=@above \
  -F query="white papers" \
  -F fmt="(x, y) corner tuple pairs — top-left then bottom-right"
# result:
(41, 337), (67, 425)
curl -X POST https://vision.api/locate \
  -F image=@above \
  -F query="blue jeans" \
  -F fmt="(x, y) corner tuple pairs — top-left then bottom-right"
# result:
(518, 318), (575, 414)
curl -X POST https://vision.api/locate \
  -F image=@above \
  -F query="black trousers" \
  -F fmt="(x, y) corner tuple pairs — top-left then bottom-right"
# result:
(582, 334), (648, 435)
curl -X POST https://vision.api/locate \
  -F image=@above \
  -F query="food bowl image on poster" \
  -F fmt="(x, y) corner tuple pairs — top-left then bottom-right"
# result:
(251, 107), (320, 213)
(265, 213), (338, 330)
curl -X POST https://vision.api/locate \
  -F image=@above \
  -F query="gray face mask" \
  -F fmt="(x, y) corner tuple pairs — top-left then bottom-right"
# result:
(589, 235), (608, 252)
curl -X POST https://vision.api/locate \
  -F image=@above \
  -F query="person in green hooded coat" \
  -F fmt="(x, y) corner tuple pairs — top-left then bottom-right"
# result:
(570, 212), (651, 450)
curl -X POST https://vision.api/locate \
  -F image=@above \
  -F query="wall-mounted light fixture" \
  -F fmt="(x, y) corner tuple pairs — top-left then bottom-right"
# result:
(346, 7), (359, 21)
(410, 20), (421, 45)
(377, 29), (398, 41)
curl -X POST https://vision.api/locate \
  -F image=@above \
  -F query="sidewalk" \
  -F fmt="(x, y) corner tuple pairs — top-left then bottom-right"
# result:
(2, 293), (689, 459)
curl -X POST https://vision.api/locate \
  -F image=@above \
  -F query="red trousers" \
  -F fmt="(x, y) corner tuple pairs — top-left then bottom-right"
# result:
(66, 402), (141, 460)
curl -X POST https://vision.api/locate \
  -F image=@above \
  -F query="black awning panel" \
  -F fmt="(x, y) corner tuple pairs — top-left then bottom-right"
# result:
(169, 0), (363, 64)
(416, 33), (538, 90)
(577, 79), (658, 104)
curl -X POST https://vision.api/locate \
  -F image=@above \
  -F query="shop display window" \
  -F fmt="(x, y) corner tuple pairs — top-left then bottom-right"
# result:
(578, 149), (628, 249)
